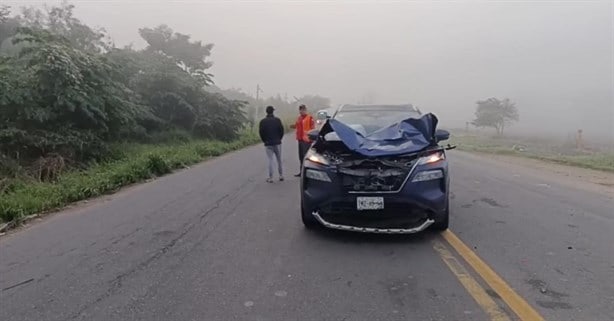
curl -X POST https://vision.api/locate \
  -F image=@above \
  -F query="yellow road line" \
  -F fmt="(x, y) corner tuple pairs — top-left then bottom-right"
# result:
(433, 240), (512, 321)
(442, 230), (545, 321)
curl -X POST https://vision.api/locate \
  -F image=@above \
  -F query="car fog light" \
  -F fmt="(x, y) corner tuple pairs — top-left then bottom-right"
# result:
(412, 170), (444, 182)
(306, 169), (332, 182)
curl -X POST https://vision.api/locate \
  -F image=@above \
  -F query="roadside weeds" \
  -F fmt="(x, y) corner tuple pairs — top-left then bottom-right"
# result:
(0, 134), (261, 232)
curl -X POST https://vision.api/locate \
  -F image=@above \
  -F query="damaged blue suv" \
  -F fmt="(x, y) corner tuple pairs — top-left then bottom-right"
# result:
(300, 104), (454, 233)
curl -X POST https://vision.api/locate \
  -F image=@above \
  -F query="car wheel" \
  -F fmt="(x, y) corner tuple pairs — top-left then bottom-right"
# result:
(431, 202), (449, 231)
(301, 202), (320, 229)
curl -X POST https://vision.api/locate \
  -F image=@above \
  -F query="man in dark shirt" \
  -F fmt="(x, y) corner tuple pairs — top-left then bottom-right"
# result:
(259, 106), (285, 183)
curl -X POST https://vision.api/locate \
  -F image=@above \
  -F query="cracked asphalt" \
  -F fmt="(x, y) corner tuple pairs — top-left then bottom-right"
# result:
(1, 137), (613, 321)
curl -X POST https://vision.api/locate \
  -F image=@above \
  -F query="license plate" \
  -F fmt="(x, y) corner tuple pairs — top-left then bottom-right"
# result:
(356, 197), (384, 211)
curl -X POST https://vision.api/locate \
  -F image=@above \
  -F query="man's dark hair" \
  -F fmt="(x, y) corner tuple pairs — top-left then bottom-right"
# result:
(266, 106), (275, 114)
(299, 104), (306, 110)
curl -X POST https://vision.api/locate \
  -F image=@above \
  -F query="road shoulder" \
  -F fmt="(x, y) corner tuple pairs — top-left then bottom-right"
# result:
(455, 151), (614, 198)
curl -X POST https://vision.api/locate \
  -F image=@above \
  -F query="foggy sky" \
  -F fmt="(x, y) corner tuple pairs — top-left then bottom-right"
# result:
(4, 0), (614, 139)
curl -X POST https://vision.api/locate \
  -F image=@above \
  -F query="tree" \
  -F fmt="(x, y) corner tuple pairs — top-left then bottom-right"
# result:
(0, 6), (20, 51)
(471, 97), (519, 135)
(139, 24), (214, 85)
(18, 1), (111, 54)
(0, 27), (145, 160)
(0, 5), (10, 23)
(358, 91), (377, 104)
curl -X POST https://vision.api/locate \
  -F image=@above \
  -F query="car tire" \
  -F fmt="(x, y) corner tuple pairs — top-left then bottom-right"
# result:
(431, 202), (449, 231)
(301, 203), (320, 229)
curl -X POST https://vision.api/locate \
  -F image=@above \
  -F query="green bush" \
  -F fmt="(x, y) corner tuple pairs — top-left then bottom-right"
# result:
(195, 144), (218, 157)
(146, 154), (171, 176)
(148, 130), (193, 144)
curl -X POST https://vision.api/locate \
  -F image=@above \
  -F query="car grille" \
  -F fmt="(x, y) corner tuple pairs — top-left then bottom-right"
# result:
(338, 158), (417, 193)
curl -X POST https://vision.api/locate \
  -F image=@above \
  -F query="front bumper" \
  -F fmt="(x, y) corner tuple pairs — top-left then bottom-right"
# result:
(313, 211), (434, 234)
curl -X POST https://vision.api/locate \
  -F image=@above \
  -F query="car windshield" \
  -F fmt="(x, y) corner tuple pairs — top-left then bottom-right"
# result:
(334, 109), (421, 135)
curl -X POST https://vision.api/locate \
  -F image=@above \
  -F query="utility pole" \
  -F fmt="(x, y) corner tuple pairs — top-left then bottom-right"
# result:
(576, 129), (584, 150)
(255, 84), (263, 118)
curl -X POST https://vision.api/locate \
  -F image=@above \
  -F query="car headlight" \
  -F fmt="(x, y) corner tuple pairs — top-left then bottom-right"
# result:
(417, 151), (445, 165)
(305, 169), (332, 182)
(306, 149), (329, 166)
(412, 169), (444, 182)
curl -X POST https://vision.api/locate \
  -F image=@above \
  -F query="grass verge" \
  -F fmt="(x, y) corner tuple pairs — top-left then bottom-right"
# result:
(0, 132), (260, 224)
(449, 134), (614, 173)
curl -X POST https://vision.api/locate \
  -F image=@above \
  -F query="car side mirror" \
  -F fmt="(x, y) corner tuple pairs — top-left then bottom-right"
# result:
(308, 129), (320, 141)
(435, 129), (450, 142)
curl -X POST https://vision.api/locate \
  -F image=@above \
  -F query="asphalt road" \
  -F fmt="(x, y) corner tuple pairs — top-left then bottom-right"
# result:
(1, 137), (613, 321)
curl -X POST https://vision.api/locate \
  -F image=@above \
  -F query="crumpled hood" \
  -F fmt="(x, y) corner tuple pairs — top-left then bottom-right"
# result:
(320, 113), (439, 157)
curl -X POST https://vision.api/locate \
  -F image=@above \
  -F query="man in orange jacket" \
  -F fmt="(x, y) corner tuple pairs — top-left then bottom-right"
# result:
(290, 104), (315, 177)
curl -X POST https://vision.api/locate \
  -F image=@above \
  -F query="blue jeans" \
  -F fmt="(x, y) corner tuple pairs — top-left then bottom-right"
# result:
(265, 144), (283, 178)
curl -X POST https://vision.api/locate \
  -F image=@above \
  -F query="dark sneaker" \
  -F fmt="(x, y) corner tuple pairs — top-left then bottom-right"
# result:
(266, 178), (274, 183)
(279, 176), (285, 181)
